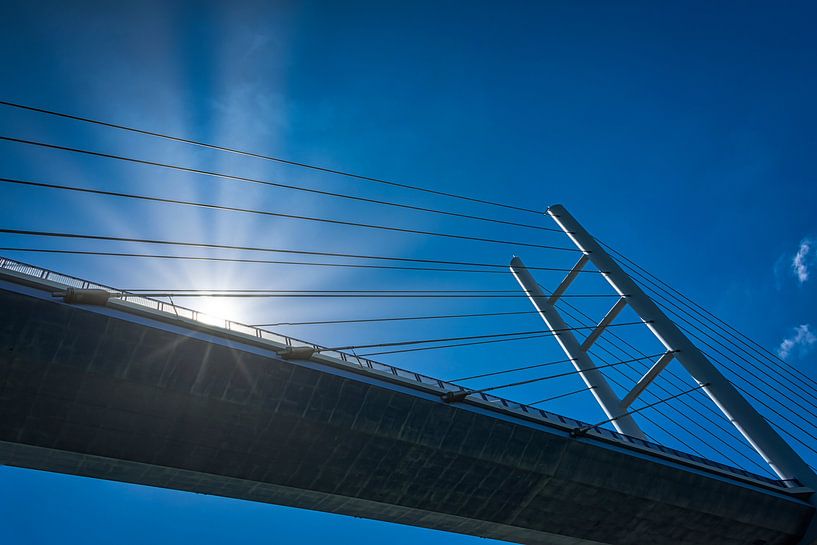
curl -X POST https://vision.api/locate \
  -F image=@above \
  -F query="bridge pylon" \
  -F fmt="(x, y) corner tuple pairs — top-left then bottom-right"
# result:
(512, 204), (817, 544)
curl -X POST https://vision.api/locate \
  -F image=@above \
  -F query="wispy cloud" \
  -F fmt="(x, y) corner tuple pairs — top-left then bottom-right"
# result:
(778, 324), (817, 359)
(792, 239), (813, 284)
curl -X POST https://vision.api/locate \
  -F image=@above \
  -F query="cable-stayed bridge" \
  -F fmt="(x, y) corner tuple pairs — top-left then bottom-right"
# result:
(1, 253), (814, 545)
(1, 101), (817, 544)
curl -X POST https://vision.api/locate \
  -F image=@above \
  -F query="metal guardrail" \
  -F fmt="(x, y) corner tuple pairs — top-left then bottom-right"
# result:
(0, 255), (785, 488)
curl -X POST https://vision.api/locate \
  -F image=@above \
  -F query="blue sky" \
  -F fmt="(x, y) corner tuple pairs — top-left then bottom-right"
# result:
(1, 1), (816, 543)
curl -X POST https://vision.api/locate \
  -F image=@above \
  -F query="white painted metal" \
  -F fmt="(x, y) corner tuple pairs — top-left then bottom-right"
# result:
(549, 254), (590, 304)
(621, 351), (676, 409)
(580, 296), (628, 352)
(510, 257), (646, 439)
(546, 204), (817, 493)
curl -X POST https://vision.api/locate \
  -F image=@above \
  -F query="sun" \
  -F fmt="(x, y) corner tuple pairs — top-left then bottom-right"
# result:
(195, 295), (240, 327)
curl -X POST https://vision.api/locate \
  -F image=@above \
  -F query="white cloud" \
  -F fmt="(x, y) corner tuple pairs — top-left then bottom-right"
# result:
(792, 239), (813, 284)
(778, 324), (817, 359)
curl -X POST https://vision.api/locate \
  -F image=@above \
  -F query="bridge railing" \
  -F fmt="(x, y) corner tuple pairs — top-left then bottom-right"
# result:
(0, 255), (785, 488)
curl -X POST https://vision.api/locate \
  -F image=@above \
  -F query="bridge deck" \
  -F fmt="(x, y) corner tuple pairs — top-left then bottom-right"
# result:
(0, 259), (813, 545)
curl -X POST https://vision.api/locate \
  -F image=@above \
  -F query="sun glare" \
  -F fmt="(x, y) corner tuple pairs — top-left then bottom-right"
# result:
(196, 296), (239, 326)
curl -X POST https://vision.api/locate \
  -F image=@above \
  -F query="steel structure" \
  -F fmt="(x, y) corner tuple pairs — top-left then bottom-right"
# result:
(512, 204), (817, 543)
(509, 259), (645, 438)
(2, 257), (815, 545)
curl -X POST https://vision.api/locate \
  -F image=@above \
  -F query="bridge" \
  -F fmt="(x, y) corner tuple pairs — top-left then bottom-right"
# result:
(1, 248), (816, 544)
(0, 101), (816, 544)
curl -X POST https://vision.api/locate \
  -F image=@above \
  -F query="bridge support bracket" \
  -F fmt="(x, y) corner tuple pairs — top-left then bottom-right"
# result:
(56, 288), (112, 306)
(441, 391), (470, 403)
(277, 347), (317, 361)
(569, 427), (591, 438)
